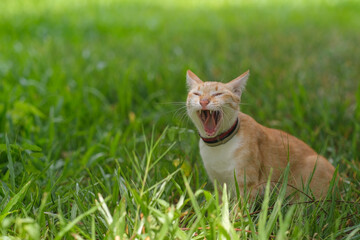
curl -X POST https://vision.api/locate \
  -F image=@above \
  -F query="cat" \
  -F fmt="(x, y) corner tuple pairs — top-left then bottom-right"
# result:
(186, 69), (336, 200)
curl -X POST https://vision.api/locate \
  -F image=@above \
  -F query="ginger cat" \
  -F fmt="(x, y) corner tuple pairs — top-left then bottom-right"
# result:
(186, 69), (336, 199)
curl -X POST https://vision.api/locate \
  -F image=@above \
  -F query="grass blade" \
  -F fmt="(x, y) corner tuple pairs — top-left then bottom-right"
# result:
(5, 134), (15, 191)
(0, 180), (32, 222)
(54, 205), (99, 240)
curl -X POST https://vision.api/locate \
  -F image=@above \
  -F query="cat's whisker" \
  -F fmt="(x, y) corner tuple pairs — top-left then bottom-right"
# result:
(221, 106), (238, 121)
(172, 109), (192, 128)
(220, 107), (231, 124)
(162, 106), (187, 116)
(178, 111), (189, 123)
(173, 105), (188, 112)
(173, 108), (188, 121)
(167, 105), (187, 112)
(178, 110), (195, 128)
(160, 101), (187, 105)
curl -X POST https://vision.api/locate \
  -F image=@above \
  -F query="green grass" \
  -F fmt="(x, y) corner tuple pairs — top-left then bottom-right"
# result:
(1, 0), (360, 239)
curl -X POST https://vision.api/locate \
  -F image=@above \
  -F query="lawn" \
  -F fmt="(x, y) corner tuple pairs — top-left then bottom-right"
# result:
(0, 0), (359, 239)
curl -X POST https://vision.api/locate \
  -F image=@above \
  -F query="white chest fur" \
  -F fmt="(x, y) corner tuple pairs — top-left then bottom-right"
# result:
(199, 134), (244, 189)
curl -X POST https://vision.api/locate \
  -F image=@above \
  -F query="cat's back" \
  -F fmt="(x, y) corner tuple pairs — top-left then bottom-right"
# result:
(236, 112), (324, 184)
(237, 112), (317, 157)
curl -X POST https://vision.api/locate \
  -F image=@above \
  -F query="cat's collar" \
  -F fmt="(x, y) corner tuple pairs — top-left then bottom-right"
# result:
(200, 118), (239, 147)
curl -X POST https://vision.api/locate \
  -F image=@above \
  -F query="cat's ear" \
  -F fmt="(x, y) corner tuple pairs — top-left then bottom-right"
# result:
(186, 70), (203, 90)
(226, 70), (250, 97)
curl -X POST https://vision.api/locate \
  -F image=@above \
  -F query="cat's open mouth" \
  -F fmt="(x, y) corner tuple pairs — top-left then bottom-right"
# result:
(197, 110), (222, 136)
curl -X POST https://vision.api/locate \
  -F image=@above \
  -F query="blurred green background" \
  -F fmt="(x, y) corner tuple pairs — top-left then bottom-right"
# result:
(0, 0), (359, 238)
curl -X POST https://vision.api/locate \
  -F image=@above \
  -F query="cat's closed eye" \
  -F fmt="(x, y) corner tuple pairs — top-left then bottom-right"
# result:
(193, 92), (201, 96)
(212, 92), (223, 97)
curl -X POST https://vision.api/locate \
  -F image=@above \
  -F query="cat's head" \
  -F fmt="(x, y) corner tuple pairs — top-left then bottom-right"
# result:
(186, 70), (249, 138)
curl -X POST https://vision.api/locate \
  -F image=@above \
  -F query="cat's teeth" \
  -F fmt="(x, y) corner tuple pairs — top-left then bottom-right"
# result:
(210, 110), (213, 114)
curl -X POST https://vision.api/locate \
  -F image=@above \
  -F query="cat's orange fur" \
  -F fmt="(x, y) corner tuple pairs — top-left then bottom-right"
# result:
(186, 69), (336, 199)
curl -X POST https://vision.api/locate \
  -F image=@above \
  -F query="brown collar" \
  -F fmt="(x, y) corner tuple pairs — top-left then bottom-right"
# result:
(200, 118), (240, 147)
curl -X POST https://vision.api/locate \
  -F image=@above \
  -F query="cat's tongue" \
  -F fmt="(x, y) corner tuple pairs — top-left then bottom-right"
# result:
(204, 112), (217, 135)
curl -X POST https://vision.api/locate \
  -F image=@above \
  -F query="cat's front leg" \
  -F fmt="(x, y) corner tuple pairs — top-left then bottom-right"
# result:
(235, 167), (261, 202)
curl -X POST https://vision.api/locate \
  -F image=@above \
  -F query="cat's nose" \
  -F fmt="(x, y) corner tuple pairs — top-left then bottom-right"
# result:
(200, 98), (210, 108)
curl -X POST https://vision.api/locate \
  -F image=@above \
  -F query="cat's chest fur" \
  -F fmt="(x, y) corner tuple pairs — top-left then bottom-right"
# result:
(199, 133), (245, 188)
